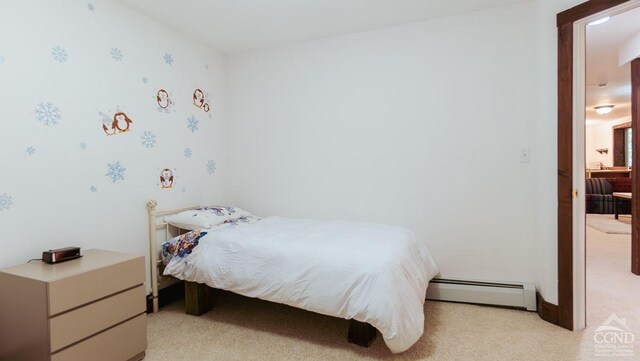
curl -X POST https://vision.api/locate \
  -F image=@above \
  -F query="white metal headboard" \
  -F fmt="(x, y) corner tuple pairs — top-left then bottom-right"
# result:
(146, 200), (201, 313)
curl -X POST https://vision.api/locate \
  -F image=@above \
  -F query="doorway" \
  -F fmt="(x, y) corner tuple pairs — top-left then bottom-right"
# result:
(557, 0), (640, 331)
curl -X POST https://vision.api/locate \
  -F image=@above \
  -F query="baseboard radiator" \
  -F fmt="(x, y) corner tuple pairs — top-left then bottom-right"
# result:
(426, 278), (537, 311)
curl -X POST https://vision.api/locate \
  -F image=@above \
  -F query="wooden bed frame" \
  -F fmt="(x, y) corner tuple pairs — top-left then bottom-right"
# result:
(146, 199), (377, 347)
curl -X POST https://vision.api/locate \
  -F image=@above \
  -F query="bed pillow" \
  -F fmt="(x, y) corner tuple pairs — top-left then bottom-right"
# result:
(164, 206), (252, 231)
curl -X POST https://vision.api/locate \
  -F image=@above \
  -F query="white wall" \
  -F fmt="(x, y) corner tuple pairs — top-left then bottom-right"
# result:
(585, 123), (599, 165)
(0, 0), (229, 274)
(226, 3), (539, 285)
(620, 31), (640, 65)
(0, 0), (610, 306)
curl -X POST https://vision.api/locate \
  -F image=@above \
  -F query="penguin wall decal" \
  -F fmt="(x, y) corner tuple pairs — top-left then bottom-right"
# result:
(100, 112), (116, 136)
(156, 88), (175, 113)
(192, 88), (204, 108)
(100, 110), (133, 136)
(160, 168), (174, 189)
(113, 112), (132, 132)
(192, 88), (211, 113)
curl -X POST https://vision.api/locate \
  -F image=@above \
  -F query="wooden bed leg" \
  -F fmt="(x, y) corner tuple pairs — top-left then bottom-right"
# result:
(184, 281), (214, 316)
(348, 319), (377, 347)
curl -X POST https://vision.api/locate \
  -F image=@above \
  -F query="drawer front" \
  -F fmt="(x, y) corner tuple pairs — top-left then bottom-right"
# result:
(51, 313), (147, 361)
(50, 285), (146, 352)
(48, 257), (144, 315)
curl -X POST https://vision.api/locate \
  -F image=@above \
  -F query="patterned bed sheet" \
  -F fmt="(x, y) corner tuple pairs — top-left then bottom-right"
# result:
(161, 215), (261, 265)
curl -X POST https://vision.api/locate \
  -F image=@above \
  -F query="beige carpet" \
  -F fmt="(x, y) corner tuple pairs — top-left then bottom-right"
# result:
(586, 214), (631, 234)
(146, 227), (640, 361)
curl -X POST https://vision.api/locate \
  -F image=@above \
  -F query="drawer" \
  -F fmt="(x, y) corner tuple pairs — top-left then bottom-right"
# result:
(51, 313), (147, 361)
(50, 285), (146, 352)
(48, 257), (145, 315)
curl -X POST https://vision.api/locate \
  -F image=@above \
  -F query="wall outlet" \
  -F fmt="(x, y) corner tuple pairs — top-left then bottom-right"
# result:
(520, 147), (531, 163)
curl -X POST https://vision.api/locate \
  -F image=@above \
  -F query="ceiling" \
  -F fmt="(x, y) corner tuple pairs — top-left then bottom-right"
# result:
(586, 7), (640, 123)
(115, 0), (526, 53)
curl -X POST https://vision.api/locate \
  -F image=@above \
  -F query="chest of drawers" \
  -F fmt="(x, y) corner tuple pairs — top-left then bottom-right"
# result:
(0, 249), (147, 361)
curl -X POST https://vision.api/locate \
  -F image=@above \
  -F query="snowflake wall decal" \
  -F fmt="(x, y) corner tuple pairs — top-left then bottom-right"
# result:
(90, 185), (97, 192)
(187, 115), (199, 133)
(87, 3), (95, 11)
(184, 148), (192, 158)
(207, 160), (216, 175)
(105, 161), (126, 183)
(35, 102), (61, 126)
(26, 146), (35, 155)
(51, 46), (68, 63)
(140, 131), (156, 149)
(80, 142), (87, 149)
(163, 53), (173, 65)
(111, 47), (123, 61)
(0, 193), (12, 211)
(142, 77), (148, 84)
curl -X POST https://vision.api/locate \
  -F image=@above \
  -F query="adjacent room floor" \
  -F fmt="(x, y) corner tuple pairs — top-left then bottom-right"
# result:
(146, 225), (640, 361)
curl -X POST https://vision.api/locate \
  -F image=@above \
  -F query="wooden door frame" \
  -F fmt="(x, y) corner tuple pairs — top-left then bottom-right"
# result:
(557, 0), (638, 331)
(632, 58), (640, 274)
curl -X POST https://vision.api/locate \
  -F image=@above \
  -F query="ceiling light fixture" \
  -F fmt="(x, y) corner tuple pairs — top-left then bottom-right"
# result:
(588, 17), (610, 26)
(595, 105), (615, 115)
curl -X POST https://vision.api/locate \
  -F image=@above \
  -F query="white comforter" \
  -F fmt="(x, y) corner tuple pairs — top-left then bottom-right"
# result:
(164, 216), (439, 353)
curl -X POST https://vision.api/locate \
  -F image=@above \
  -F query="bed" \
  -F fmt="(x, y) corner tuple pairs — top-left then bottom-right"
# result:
(146, 200), (439, 353)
